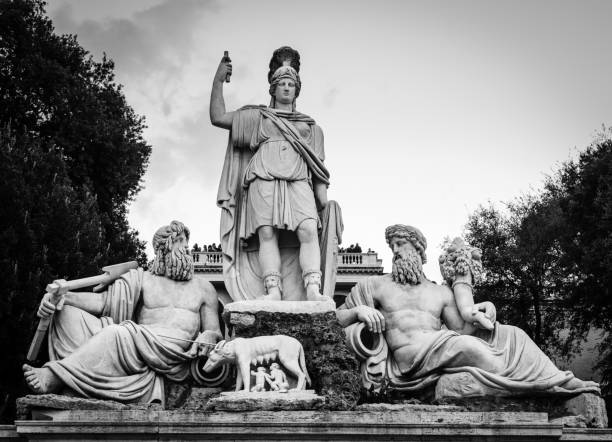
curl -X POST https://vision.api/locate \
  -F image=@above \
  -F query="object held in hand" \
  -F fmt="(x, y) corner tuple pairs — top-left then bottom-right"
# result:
(26, 261), (138, 361)
(222, 50), (231, 83)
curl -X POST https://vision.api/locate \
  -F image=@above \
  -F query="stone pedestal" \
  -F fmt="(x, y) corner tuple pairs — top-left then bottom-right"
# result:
(11, 396), (612, 440)
(208, 390), (325, 411)
(435, 372), (608, 429)
(223, 300), (361, 410)
(11, 409), (570, 441)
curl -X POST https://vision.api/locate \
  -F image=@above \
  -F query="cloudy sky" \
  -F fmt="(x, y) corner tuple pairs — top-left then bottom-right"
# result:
(47, 0), (612, 280)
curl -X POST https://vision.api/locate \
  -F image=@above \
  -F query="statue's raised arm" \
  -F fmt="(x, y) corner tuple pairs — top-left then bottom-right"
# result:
(210, 53), (234, 129)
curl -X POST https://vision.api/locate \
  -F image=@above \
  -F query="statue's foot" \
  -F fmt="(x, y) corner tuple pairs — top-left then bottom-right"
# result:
(306, 286), (331, 302)
(23, 364), (62, 394)
(262, 288), (282, 301)
(562, 376), (601, 392)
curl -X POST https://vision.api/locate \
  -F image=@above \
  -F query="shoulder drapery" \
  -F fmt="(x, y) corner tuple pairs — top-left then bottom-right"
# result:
(101, 268), (144, 323)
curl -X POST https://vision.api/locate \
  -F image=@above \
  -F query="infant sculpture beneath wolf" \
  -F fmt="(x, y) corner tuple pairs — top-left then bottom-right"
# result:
(203, 335), (311, 392)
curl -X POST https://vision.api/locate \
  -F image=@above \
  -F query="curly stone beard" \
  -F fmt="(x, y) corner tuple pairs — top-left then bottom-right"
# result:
(164, 248), (194, 281)
(392, 249), (424, 285)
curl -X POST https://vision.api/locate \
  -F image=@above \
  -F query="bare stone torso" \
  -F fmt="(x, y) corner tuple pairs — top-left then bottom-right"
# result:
(372, 276), (451, 352)
(137, 272), (205, 344)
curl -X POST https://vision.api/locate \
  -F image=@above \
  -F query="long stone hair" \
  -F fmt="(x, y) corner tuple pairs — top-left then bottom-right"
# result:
(150, 220), (190, 276)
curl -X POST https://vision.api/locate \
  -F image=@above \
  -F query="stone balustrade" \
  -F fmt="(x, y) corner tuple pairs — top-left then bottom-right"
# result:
(339, 252), (382, 267)
(193, 251), (383, 270)
(192, 251), (223, 266)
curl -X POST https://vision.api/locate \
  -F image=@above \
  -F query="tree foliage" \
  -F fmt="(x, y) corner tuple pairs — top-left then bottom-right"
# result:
(464, 129), (612, 392)
(0, 0), (151, 421)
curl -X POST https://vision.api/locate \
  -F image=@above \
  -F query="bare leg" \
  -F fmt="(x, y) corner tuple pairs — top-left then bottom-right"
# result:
(23, 364), (63, 394)
(296, 219), (329, 301)
(258, 226), (282, 300)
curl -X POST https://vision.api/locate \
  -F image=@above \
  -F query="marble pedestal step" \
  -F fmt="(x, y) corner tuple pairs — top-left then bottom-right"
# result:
(13, 409), (566, 441)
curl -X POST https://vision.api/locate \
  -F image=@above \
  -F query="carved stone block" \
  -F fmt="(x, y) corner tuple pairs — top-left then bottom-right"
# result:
(434, 372), (608, 428)
(562, 392), (608, 428)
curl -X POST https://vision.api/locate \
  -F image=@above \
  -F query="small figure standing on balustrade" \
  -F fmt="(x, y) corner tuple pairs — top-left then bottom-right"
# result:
(211, 46), (342, 302)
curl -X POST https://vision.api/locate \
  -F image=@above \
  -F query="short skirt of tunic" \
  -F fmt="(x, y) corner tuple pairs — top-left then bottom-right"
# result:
(243, 177), (318, 239)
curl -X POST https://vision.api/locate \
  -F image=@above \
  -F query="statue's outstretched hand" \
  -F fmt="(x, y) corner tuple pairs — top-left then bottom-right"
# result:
(473, 301), (496, 329)
(355, 305), (385, 333)
(37, 292), (64, 318)
(188, 332), (216, 358)
(214, 56), (232, 84)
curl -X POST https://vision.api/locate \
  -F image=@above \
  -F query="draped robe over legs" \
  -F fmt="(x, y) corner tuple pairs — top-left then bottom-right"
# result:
(343, 276), (600, 396)
(45, 269), (195, 404)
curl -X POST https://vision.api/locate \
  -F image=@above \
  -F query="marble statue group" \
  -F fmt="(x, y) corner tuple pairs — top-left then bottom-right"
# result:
(21, 46), (603, 417)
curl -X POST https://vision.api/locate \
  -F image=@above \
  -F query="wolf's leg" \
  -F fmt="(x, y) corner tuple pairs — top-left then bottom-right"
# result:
(235, 368), (243, 392)
(280, 355), (306, 390)
(240, 361), (251, 392)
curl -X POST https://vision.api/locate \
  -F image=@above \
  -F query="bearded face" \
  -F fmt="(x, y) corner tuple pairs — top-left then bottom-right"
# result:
(150, 225), (194, 281)
(164, 247), (194, 281)
(391, 248), (424, 285)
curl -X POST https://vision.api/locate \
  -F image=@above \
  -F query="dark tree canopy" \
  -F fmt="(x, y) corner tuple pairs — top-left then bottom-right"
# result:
(0, 0), (151, 421)
(464, 129), (612, 394)
(552, 132), (612, 393)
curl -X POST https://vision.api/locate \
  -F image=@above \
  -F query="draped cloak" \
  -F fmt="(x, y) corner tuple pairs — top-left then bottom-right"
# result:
(216, 106), (339, 301)
(45, 269), (195, 404)
(343, 276), (600, 395)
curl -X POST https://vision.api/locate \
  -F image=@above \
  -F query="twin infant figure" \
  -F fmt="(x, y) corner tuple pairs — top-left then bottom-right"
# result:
(250, 363), (290, 393)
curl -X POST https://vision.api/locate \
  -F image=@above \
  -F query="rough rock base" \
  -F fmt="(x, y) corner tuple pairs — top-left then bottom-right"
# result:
(207, 390), (325, 411)
(434, 372), (608, 428)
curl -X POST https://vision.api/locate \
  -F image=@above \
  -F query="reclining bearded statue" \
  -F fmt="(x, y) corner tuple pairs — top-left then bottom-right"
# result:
(23, 221), (222, 404)
(337, 224), (601, 397)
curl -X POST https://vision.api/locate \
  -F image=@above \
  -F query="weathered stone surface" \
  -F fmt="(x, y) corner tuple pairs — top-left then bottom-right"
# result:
(434, 387), (608, 429)
(563, 393), (608, 429)
(180, 387), (223, 411)
(229, 312), (256, 327)
(357, 402), (466, 412)
(550, 415), (588, 428)
(14, 409), (567, 441)
(225, 300), (335, 314)
(207, 390), (325, 411)
(435, 373), (608, 428)
(16, 394), (147, 419)
(0, 425), (19, 442)
(164, 379), (192, 409)
(225, 307), (361, 410)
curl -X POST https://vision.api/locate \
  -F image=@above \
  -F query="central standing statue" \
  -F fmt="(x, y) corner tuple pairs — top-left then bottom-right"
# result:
(211, 47), (341, 302)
